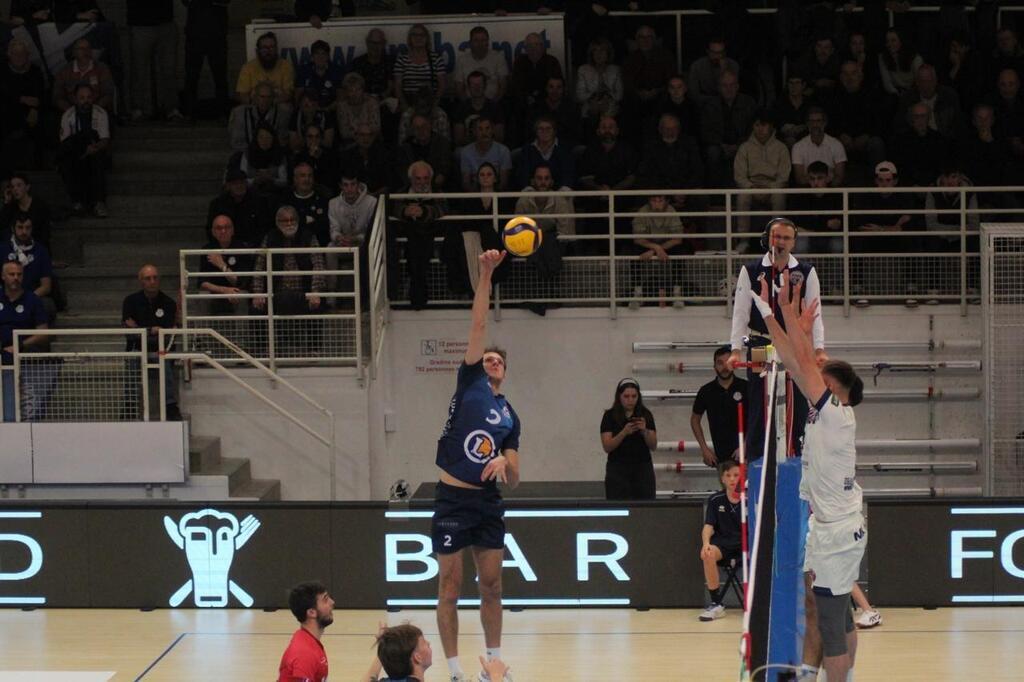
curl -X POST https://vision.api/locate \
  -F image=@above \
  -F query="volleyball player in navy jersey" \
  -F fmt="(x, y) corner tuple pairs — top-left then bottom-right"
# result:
(433, 249), (520, 682)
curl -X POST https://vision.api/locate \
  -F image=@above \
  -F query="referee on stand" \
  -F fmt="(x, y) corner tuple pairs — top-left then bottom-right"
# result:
(728, 217), (827, 457)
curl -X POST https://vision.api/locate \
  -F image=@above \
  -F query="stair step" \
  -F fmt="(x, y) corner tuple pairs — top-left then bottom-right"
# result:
(193, 456), (251, 493)
(54, 311), (126, 328)
(189, 434), (222, 472)
(62, 216), (205, 232)
(231, 478), (281, 501)
(114, 149), (228, 167)
(116, 123), (228, 141)
(59, 265), (179, 280)
(105, 194), (211, 214)
(106, 177), (223, 194)
(81, 241), (192, 266)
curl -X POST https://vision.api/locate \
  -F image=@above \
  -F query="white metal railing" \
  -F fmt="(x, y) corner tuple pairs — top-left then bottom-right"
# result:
(379, 185), (1014, 316)
(159, 327), (339, 500)
(7, 328), (149, 423)
(178, 246), (362, 373)
(368, 202), (389, 380)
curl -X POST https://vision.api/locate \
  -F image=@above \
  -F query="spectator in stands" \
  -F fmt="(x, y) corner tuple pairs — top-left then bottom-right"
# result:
(0, 214), (53, 319)
(773, 72), (811, 149)
(799, 36), (840, 98)
(525, 75), (580, 148)
(990, 68), (1024, 160)
(637, 113), (705, 205)
(454, 26), (507, 102)
(576, 37), (623, 124)
(295, 39), (343, 112)
(387, 161), (447, 309)
(230, 81), (290, 152)
(336, 72), (380, 148)
(791, 107), (846, 187)
(1, 260), (48, 422)
(989, 28), (1024, 87)
(53, 38), (115, 113)
(207, 168), (271, 244)
(691, 346), (748, 467)
(629, 193), (687, 309)
(252, 205), (326, 315)
(578, 115), (637, 192)
(648, 75), (700, 144)
(622, 26), (675, 126)
(397, 88), (450, 146)
(294, 124), (339, 192)
(853, 161), (915, 265)
(946, 32), (985, 114)
(394, 24), (446, 111)
(122, 264), (180, 420)
(127, 0), (183, 123)
(515, 115), (575, 190)
(599, 377), (657, 500)
(701, 69), (757, 188)
(397, 113), (452, 191)
(828, 61), (887, 171)
(0, 40), (45, 169)
(459, 115), (511, 190)
(288, 91), (335, 153)
(896, 64), (962, 138)
(198, 214), (253, 318)
(181, 0), (230, 119)
(891, 102), (952, 187)
(58, 83), (110, 217)
(879, 28), (923, 95)
(509, 32), (563, 107)
(349, 29), (395, 103)
(733, 110), (791, 235)
(328, 173), (376, 250)
(236, 31), (294, 105)
(790, 161), (843, 253)
(514, 163), (575, 315)
(925, 168), (980, 251)
(451, 71), (505, 147)
(240, 124), (288, 193)
(698, 460), (742, 621)
(958, 103), (1020, 197)
(840, 30), (880, 92)
(1, 174), (53, 250)
(283, 161), (330, 247)
(688, 37), (740, 105)
(341, 124), (390, 194)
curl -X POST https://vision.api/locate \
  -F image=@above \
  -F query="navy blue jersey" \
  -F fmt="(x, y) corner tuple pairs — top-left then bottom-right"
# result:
(704, 490), (742, 550)
(436, 360), (520, 487)
(0, 290), (47, 365)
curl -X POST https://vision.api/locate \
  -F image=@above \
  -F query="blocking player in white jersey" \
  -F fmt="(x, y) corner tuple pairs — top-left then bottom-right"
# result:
(750, 271), (866, 682)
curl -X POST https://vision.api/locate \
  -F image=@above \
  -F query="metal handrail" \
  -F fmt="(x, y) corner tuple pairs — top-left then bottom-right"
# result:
(159, 327), (339, 501)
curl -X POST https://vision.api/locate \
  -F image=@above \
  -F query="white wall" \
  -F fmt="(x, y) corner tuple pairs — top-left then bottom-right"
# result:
(181, 304), (984, 500)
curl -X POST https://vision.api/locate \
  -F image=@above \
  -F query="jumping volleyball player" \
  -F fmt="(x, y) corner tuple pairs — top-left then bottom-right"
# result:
(433, 249), (520, 682)
(751, 271), (866, 682)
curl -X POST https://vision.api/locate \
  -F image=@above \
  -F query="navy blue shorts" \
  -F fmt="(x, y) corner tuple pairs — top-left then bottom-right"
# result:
(431, 481), (505, 554)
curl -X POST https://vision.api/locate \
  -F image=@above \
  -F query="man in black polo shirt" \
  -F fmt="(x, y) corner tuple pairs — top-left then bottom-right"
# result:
(122, 264), (180, 420)
(691, 346), (748, 468)
(0, 260), (48, 421)
(199, 214), (253, 320)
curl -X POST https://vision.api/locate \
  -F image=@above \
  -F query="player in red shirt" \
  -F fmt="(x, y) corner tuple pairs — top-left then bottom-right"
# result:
(279, 581), (335, 682)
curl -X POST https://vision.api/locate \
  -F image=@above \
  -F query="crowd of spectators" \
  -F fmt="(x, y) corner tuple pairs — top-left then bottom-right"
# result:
(1, 2), (1023, 317)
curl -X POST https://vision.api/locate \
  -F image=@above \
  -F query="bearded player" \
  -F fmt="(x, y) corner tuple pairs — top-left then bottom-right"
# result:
(433, 249), (520, 682)
(751, 271), (866, 682)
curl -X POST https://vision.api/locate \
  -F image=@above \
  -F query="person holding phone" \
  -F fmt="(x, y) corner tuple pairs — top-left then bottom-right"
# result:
(600, 378), (658, 500)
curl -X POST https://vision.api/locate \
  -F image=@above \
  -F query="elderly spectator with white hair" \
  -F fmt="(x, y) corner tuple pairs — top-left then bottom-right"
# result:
(387, 161), (448, 309)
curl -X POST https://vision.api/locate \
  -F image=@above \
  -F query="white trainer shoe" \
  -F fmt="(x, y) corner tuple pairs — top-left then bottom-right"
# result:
(698, 603), (725, 621)
(855, 609), (882, 628)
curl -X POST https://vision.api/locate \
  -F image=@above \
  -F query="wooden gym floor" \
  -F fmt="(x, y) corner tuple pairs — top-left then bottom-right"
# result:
(0, 607), (1021, 681)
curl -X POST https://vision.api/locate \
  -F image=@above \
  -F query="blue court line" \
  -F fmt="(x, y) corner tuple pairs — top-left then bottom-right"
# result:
(135, 632), (187, 681)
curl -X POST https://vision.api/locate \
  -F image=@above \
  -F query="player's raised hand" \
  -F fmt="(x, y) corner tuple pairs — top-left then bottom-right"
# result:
(798, 297), (820, 336)
(778, 270), (793, 308)
(478, 249), (507, 276)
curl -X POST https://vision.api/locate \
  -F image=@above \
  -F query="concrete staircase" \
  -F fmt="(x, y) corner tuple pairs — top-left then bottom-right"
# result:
(189, 434), (281, 501)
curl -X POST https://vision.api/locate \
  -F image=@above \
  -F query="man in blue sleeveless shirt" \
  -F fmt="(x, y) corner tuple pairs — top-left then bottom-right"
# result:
(728, 217), (828, 458)
(433, 249), (520, 682)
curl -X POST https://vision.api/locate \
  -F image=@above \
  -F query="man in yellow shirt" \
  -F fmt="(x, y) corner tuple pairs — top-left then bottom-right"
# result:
(236, 31), (294, 105)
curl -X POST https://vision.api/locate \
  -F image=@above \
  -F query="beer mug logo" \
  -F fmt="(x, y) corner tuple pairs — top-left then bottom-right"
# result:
(163, 508), (260, 608)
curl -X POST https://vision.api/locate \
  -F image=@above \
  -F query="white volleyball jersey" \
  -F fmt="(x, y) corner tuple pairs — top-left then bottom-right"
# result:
(799, 389), (863, 523)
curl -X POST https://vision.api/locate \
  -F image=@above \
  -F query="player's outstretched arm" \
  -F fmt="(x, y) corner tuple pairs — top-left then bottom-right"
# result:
(752, 279), (827, 404)
(777, 274), (819, 370)
(465, 249), (507, 365)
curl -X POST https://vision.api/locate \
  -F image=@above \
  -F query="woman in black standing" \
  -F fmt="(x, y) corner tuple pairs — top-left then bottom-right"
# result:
(600, 378), (658, 500)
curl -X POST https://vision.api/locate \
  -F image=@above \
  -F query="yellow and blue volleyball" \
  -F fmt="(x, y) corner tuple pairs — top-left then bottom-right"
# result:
(502, 216), (542, 257)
